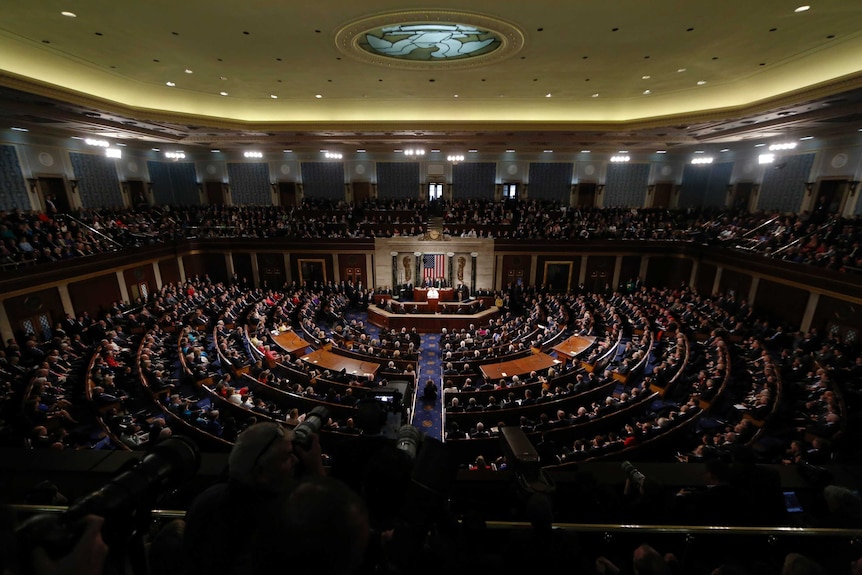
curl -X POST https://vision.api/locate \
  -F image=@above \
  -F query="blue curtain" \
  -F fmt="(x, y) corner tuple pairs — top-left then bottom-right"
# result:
(759, 153), (815, 212)
(452, 162), (496, 199)
(528, 163), (574, 201)
(0, 145), (29, 211)
(227, 163), (270, 205)
(148, 161), (200, 205)
(69, 152), (123, 208)
(679, 162), (733, 208)
(301, 162), (344, 200)
(605, 163), (649, 207)
(377, 162), (419, 198)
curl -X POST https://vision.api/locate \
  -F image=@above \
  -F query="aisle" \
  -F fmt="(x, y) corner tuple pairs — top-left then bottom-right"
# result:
(412, 334), (443, 440)
(343, 312), (443, 440)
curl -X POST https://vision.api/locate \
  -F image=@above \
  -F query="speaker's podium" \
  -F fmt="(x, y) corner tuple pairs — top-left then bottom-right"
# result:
(426, 288), (440, 313)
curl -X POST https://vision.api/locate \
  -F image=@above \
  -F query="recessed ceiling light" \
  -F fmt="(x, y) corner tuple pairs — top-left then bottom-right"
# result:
(581, 150), (590, 153)
(468, 149), (478, 153)
(618, 150), (629, 154)
(799, 136), (814, 140)
(10, 127), (28, 132)
(656, 150), (667, 154)
(591, 93), (599, 98)
(283, 149), (293, 153)
(184, 69), (193, 74)
(694, 150), (705, 154)
(642, 75), (651, 80)
(211, 149), (220, 153)
(543, 149), (553, 153)
(697, 80), (707, 85)
(315, 94), (323, 98)
(677, 68), (687, 73)
(61, 11), (76, 17)
(270, 94), (278, 99)
(430, 149), (440, 153)
(545, 93), (552, 98)
(166, 81), (176, 87)
(71, 136), (83, 140)
(393, 149), (402, 153)
(720, 148), (730, 152)
(356, 149), (366, 153)
(152, 148), (160, 152)
(219, 91), (228, 96)
(506, 149), (516, 153)
(643, 89), (651, 95)
(754, 143), (766, 147)
(115, 143), (126, 147)
(220, 76), (228, 81)
(453, 94), (459, 98)
(795, 5), (810, 12)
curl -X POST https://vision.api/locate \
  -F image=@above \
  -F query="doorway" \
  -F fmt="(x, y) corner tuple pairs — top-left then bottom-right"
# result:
(814, 179), (849, 219)
(353, 181), (371, 205)
(126, 180), (147, 208)
(732, 183), (754, 212)
(652, 182), (673, 208)
(36, 176), (71, 213)
(577, 183), (597, 208)
(205, 181), (224, 205)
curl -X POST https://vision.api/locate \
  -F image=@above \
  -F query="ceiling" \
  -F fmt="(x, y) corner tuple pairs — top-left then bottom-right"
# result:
(2, 0), (862, 158)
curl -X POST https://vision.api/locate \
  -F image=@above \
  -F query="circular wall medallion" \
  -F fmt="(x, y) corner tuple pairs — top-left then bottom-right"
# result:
(661, 165), (672, 176)
(506, 164), (518, 175)
(38, 152), (54, 167)
(355, 164), (366, 175)
(280, 164), (292, 175)
(127, 161), (138, 173)
(206, 164), (217, 175)
(336, 11), (524, 70)
(831, 153), (848, 169)
(584, 165), (595, 176)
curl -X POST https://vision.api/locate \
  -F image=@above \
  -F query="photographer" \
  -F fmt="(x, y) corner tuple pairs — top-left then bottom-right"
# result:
(183, 422), (324, 575)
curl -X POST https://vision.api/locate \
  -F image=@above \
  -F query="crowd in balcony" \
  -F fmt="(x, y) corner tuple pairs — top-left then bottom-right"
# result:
(3, 198), (862, 275)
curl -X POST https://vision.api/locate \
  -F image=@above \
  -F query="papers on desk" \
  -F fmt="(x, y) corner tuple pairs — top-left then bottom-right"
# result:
(734, 404), (748, 410)
(501, 372), (507, 377)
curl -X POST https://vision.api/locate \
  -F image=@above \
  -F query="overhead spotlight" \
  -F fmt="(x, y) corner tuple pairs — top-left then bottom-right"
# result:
(610, 155), (630, 163)
(697, 80), (707, 85)
(61, 11), (77, 17)
(581, 150), (591, 153)
(799, 136), (814, 141)
(794, 5), (810, 12)
(10, 127), (28, 132)
(690, 157), (714, 165)
(184, 69), (194, 74)
(105, 148), (122, 159)
(768, 142), (798, 151)
(447, 154), (465, 163)
(270, 94), (278, 99)
(719, 148), (730, 152)
(85, 138), (110, 147)
(403, 148), (425, 156)
(506, 149), (516, 153)
(219, 91), (229, 96)
(656, 150), (667, 154)
(243, 151), (263, 158)
(324, 152), (343, 159)
(165, 151), (186, 160)
(759, 154), (775, 164)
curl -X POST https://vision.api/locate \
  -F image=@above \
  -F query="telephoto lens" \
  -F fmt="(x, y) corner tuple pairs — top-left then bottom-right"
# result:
(293, 406), (329, 449)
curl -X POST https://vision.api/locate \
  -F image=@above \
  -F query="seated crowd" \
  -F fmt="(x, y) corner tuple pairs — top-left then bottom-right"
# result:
(4, 199), (862, 276)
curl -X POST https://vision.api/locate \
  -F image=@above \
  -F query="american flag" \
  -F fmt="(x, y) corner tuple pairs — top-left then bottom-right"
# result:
(422, 253), (446, 281)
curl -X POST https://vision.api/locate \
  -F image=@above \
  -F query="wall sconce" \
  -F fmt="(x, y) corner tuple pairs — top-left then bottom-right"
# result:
(69, 179), (79, 193)
(271, 182), (278, 193)
(805, 182), (816, 194)
(647, 185), (655, 195)
(120, 182), (129, 195)
(26, 178), (38, 194)
(197, 183), (204, 195)
(597, 185), (605, 194)
(850, 181), (860, 197)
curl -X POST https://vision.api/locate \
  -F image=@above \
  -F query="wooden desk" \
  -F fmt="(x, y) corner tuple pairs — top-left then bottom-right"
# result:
(367, 305), (500, 333)
(552, 335), (597, 359)
(300, 349), (380, 378)
(480, 353), (560, 381)
(413, 287), (455, 302)
(272, 330), (311, 355)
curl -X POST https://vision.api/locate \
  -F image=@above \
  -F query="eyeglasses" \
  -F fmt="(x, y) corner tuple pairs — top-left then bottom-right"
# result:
(251, 424), (285, 469)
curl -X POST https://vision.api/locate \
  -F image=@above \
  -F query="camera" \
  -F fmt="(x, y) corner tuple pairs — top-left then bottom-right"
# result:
(621, 460), (646, 489)
(293, 406), (329, 449)
(16, 436), (200, 564)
